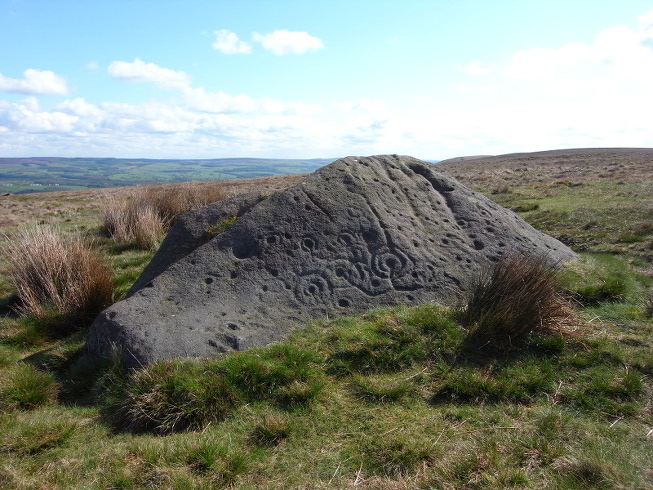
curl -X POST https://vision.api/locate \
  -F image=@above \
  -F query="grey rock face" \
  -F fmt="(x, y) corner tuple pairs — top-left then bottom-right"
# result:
(87, 155), (576, 367)
(127, 192), (265, 295)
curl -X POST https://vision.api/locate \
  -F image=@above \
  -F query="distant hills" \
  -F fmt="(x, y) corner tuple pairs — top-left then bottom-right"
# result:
(0, 157), (336, 194)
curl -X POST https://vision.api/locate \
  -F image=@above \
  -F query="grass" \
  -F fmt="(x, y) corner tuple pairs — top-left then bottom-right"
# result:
(484, 180), (653, 259)
(561, 254), (638, 306)
(0, 310), (650, 487)
(2, 225), (113, 325)
(206, 215), (238, 236)
(0, 363), (58, 411)
(102, 343), (323, 434)
(33, 300), (640, 487)
(0, 162), (652, 488)
(247, 414), (291, 447)
(457, 252), (574, 353)
(103, 194), (165, 250)
(102, 181), (228, 250)
(645, 291), (653, 318)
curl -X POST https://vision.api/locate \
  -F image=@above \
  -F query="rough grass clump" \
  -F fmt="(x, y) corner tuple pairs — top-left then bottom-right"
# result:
(184, 438), (248, 481)
(457, 253), (574, 353)
(431, 358), (559, 404)
(561, 254), (634, 306)
(103, 182), (227, 250)
(102, 194), (167, 250)
(205, 215), (237, 236)
(350, 374), (415, 404)
(247, 414), (291, 447)
(104, 344), (322, 434)
(560, 366), (645, 416)
(552, 456), (611, 487)
(326, 316), (427, 376)
(359, 435), (433, 477)
(105, 361), (241, 434)
(0, 363), (59, 411)
(321, 307), (464, 378)
(0, 419), (76, 456)
(4, 225), (114, 321)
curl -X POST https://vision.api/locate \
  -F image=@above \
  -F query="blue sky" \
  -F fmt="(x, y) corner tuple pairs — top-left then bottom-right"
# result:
(1, 0), (653, 160)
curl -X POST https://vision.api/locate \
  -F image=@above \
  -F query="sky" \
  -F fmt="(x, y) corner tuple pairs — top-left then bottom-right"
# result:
(1, 0), (653, 160)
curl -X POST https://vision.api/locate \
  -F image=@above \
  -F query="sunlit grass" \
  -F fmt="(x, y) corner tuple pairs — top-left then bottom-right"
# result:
(0, 170), (651, 488)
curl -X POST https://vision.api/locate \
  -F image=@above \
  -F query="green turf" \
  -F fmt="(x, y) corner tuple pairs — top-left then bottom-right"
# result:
(0, 165), (651, 488)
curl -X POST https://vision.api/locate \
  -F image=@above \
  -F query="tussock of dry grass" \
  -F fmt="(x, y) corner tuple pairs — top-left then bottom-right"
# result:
(4, 225), (113, 319)
(102, 182), (228, 250)
(458, 252), (575, 352)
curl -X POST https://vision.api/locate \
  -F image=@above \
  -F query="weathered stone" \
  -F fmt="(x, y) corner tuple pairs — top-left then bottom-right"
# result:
(128, 192), (265, 295)
(87, 155), (576, 367)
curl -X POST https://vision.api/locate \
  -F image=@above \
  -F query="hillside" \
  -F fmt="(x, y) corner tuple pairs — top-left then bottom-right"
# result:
(438, 148), (653, 260)
(0, 148), (651, 488)
(438, 148), (653, 184)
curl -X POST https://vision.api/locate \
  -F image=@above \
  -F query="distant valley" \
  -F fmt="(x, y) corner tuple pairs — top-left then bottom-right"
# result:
(0, 157), (336, 194)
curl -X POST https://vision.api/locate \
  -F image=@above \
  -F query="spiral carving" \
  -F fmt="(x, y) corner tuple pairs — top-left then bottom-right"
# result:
(295, 274), (332, 305)
(372, 249), (409, 279)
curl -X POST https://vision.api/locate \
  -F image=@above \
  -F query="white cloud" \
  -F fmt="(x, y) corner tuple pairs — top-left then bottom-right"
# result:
(638, 8), (653, 37)
(253, 30), (324, 55)
(0, 99), (77, 133)
(0, 82), (331, 157)
(0, 69), (69, 95)
(19, 97), (40, 112)
(501, 17), (653, 86)
(108, 58), (192, 91)
(106, 57), (321, 117)
(85, 61), (99, 70)
(212, 30), (252, 54)
(184, 87), (321, 116)
(57, 98), (103, 117)
(185, 88), (259, 114)
(438, 9), (653, 156)
(334, 98), (387, 112)
(17, 111), (77, 133)
(503, 43), (594, 81)
(456, 61), (496, 76)
(4, 12), (653, 159)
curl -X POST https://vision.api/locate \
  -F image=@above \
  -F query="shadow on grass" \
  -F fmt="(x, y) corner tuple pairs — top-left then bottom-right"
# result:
(0, 294), (21, 318)
(0, 311), (97, 349)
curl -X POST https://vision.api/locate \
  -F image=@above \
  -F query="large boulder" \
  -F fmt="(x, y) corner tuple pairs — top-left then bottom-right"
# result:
(88, 155), (576, 367)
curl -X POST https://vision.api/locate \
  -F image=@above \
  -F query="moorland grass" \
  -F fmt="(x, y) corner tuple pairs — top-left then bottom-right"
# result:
(95, 301), (648, 434)
(645, 291), (653, 318)
(456, 252), (575, 353)
(247, 414), (292, 447)
(103, 196), (164, 250)
(561, 254), (636, 306)
(0, 363), (58, 411)
(0, 169), (652, 487)
(485, 179), (653, 258)
(102, 181), (228, 250)
(103, 343), (323, 434)
(0, 297), (650, 487)
(3, 225), (113, 325)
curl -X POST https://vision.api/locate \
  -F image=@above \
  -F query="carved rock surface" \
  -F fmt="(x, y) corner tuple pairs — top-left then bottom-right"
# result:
(88, 155), (576, 367)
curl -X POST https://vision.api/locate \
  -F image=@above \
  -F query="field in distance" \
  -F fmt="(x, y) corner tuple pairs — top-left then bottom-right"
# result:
(0, 157), (335, 194)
